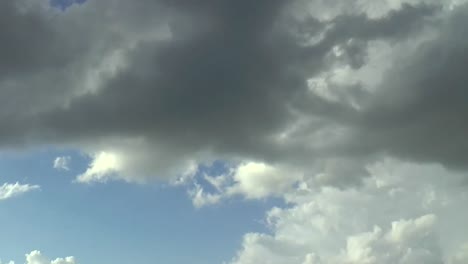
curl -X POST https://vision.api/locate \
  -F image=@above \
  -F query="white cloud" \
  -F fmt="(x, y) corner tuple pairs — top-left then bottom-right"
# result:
(0, 182), (39, 200)
(75, 151), (122, 183)
(75, 139), (200, 184)
(338, 215), (440, 264)
(228, 158), (468, 264)
(53, 156), (71, 171)
(188, 161), (302, 207)
(189, 183), (223, 208)
(1, 250), (76, 264)
(227, 162), (302, 199)
(23, 250), (76, 264)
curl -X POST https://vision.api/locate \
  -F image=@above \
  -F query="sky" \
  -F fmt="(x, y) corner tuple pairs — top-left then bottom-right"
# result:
(2, 0), (468, 263)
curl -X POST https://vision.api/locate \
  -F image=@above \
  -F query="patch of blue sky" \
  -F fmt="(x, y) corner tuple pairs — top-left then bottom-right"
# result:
(193, 160), (235, 193)
(0, 149), (279, 264)
(50, 0), (86, 11)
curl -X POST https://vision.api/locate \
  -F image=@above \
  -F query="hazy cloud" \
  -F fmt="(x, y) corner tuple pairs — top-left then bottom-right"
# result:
(53, 156), (71, 171)
(0, 182), (39, 200)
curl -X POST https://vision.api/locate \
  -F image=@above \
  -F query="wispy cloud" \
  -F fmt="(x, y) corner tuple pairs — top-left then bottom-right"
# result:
(0, 182), (40, 201)
(53, 156), (71, 171)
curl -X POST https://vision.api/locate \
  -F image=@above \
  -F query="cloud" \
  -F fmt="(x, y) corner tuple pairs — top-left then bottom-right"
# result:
(189, 161), (302, 207)
(75, 151), (122, 183)
(26, 250), (76, 264)
(228, 158), (468, 263)
(53, 156), (71, 171)
(1, 250), (77, 264)
(189, 183), (223, 208)
(2, 0), (468, 263)
(0, 182), (39, 200)
(342, 4), (468, 170)
(0, 0), (454, 185)
(451, 243), (468, 264)
(232, 215), (440, 264)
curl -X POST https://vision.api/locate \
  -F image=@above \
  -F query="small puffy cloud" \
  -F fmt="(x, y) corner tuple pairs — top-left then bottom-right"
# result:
(75, 151), (122, 183)
(75, 145), (199, 184)
(227, 162), (302, 199)
(53, 156), (71, 171)
(1, 250), (76, 264)
(24, 250), (76, 264)
(189, 183), (223, 208)
(188, 161), (302, 207)
(0, 182), (39, 200)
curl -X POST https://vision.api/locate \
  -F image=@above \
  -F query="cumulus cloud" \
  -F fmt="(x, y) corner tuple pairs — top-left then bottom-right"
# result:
(75, 151), (122, 183)
(229, 159), (468, 264)
(189, 161), (302, 207)
(0, 182), (39, 200)
(26, 251), (76, 264)
(1, 250), (77, 264)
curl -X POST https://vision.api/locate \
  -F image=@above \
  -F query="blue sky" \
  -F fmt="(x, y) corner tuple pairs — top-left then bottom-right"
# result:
(49, 0), (85, 10)
(0, 149), (277, 264)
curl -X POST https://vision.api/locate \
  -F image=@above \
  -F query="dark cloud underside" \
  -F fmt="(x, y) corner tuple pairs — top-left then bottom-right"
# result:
(0, 0), (467, 179)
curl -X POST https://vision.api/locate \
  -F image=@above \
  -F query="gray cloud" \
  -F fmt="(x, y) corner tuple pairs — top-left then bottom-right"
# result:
(0, 0), (465, 183)
(348, 5), (468, 169)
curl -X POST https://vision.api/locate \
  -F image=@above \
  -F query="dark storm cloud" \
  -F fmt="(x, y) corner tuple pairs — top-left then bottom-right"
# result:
(0, 0), (88, 139)
(1, 0), (464, 180)
(0, 1), (66, 77)
(42, 0), (294, 154)
(351, 6), (468, 169)
(36, 1), (437, 158)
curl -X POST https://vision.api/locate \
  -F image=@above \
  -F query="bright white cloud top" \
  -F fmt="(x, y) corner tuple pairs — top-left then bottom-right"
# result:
(75, 151), (122, 183)
(228, 159), (468, 263)
(1, 251), (76, 264)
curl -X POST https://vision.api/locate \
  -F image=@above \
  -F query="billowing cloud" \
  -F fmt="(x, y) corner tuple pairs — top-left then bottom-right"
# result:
(75, 151), (122, 183)
(0, 0), (459, 183)
(189, 162), (302, 207)
(0, 182), (39, 200)
(1, 250), (77, 264)
(228, 159), (468, 264)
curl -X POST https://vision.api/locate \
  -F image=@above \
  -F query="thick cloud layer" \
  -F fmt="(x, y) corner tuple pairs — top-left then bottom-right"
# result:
(2, 0), (464, 182)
